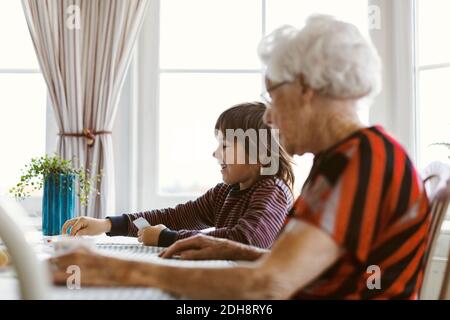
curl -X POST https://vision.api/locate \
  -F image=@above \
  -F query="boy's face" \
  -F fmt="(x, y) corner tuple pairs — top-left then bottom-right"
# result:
(213, 133), (260, 189)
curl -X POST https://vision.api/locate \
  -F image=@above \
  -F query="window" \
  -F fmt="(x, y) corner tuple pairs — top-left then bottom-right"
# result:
(156, 0), (370, 197)
(0, 2), (47, 198)
(415, 0), (450, 170)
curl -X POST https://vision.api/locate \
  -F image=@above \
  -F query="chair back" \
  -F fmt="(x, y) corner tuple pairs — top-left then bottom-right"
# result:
(421, 162), (450, 299)
(0, 198), (50, 299)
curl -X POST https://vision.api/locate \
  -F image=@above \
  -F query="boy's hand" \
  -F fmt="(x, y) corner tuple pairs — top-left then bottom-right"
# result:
(62, 217), (111, 236)
(137, 225), (167, 246)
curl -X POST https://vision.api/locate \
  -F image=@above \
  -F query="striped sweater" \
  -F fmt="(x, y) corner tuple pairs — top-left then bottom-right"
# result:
(291, 126), (430, 299)
(107, 176), (293, 248)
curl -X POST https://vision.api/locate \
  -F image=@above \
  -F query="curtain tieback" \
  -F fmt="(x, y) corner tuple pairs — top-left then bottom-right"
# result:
(59, 129), (112, 147)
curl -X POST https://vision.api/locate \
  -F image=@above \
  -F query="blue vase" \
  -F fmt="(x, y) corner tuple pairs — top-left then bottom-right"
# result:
(42, 173), (76, 236)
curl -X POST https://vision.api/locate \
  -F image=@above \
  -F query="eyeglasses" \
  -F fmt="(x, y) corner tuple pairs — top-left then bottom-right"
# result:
(260, 81), (291, 106)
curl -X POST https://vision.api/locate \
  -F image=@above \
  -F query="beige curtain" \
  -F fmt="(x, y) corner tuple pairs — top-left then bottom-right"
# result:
(22, 0), (149, 217)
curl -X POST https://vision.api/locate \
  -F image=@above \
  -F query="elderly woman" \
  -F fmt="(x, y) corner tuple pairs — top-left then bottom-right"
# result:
(51, 15), (430, 299)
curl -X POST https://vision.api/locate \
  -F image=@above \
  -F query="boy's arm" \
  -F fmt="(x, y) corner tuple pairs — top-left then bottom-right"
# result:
(164, 184), (290, 248)
(106, 184), (221, 237)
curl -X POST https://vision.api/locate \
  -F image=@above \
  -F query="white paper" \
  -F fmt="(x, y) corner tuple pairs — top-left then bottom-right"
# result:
(133, 217), (151, 230)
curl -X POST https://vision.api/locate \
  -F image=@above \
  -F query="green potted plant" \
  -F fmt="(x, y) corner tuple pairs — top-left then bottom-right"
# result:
(9, 155), (98, 236)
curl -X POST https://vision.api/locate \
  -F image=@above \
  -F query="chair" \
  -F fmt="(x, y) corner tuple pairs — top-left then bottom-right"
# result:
(0, 198), (50, 299)
(420, 162), (450, 299)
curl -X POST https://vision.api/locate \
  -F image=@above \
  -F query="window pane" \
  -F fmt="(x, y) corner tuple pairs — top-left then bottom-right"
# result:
(293, 154), (314, 197)
(160, 0), (262, 69)
(0, 1), (39, 69)
(417, 68), (450, 169)
(158, 73), (262, 195)
(266, 0), (369, 36)
(0, 74), (47, 196)
(417, 0), (450, 66)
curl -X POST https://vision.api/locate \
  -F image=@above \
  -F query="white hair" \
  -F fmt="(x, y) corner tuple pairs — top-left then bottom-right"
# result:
(258, 15), (382, 99)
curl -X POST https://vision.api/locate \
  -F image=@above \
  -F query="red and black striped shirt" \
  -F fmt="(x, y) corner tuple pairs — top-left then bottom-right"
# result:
(108, 176), (293, 248)
(291, 126), (430, 299)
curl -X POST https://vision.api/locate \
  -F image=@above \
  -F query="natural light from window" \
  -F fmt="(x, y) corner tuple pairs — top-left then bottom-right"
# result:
(416, 0), (450, 170)
(0, 1), (46, 197)
(158, 0), (370, 196)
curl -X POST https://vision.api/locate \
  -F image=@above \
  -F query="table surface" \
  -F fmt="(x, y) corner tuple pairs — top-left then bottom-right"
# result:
(3, 219), (449, 300)
(0, 232), (235, 300)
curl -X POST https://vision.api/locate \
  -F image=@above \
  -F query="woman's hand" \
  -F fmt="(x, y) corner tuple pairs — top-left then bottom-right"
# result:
(49, 249), (145, 287)
(159, 234), (268, 261)
(62, 217), (111, 236)
(137, 225), (167, 246)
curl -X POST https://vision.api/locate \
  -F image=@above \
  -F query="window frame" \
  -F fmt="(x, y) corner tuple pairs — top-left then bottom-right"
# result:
(413, 0), (450, 170)
(368, 0), (417, 160)
(135, 0), (450, 228)
(370, 1), (450, 227)
(412, 0), (450, 223)
(0, 67), (53, 217)
(134, 0), (325, 208)
(136, 0), (270, 209)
